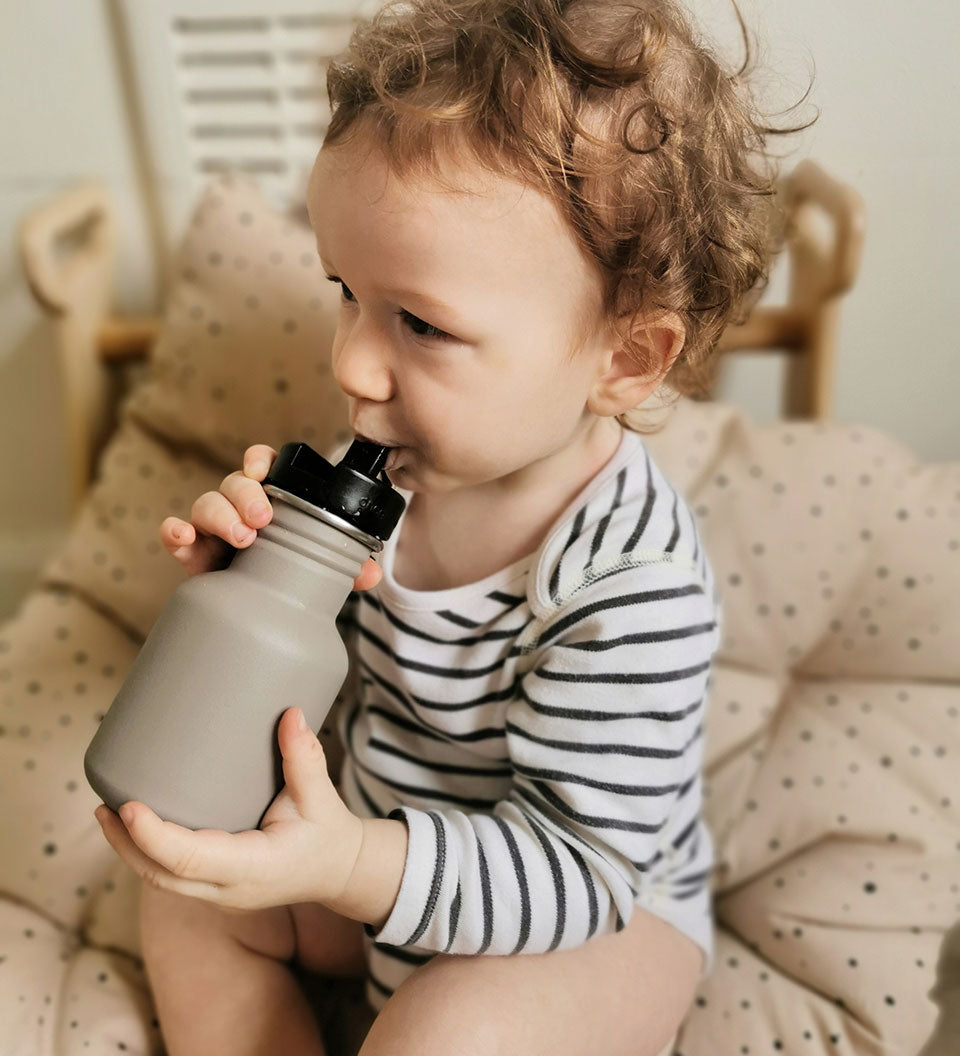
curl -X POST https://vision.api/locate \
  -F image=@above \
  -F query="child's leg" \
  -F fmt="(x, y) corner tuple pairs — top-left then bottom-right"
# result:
(140, 883), (365, 1056)
(358, 904), (701, 1056)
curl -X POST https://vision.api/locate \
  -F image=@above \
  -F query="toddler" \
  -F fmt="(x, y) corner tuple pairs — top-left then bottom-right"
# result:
(95, 1), (813, 1053)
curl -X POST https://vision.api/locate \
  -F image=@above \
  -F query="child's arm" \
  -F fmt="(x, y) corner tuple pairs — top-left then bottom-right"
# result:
(337, 557), (720, 965)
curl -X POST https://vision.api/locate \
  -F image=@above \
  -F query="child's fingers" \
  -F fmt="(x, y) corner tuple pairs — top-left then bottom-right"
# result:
(94, 805), (222, 900)
(159, 517), (211, 570)
(159, 505), (233, 577)
(242, 444), (278, 481)
(162, 445), (370, 580)
(353, 557), (382, 592)
(161, 516), (194, 549)
(186, 488), (261, 547)
(161, 521), (230, 574)
(219, 471), (274, 533)
(236, 447), (379, 592)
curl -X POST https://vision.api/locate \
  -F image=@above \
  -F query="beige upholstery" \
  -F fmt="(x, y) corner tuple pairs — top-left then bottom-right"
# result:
(1, 173), (956, 1055)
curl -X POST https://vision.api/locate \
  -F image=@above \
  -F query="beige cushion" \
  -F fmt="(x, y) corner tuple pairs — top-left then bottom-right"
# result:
(123, 170), (351, 473)
(0, 173), (956, 1055)
(42, 172), (353, 642)
(644, 399), (960, 1054)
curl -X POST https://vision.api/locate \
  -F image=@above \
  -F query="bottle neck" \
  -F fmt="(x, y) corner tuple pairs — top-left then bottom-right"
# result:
(226, 498), (372, 616)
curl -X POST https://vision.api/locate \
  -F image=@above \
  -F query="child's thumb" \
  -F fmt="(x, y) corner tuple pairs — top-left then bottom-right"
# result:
(279, 708), (330, 815)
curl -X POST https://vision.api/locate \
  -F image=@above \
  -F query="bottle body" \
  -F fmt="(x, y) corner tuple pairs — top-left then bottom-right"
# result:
(84, 497), (371, 833)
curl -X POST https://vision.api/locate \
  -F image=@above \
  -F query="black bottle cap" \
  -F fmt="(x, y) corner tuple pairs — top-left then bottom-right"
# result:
(263, 439), (406, 542)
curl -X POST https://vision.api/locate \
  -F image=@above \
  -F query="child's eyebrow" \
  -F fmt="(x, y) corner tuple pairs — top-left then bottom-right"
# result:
(319, 252), (462, 319)
(379, 284), (459, 316)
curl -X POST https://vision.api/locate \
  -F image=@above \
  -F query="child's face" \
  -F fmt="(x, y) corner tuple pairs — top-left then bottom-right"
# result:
(306, 130), (616, 495)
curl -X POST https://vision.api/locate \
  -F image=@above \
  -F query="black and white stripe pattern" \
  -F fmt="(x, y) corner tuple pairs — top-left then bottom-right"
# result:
(333, 428), (721, 1010)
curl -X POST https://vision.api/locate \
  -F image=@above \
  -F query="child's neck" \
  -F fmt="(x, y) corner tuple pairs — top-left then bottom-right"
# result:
(393, 417), (624, 591)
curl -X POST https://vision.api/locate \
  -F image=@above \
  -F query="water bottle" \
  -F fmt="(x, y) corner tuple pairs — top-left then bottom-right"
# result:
(83, 438), (405, 833)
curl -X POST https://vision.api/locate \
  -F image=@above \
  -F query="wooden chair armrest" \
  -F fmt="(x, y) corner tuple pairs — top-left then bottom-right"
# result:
(98, 318), (162, 363)
(714, 158), (866, 418)
(19, 183), (163, 515)
(20, 183), (116, 316)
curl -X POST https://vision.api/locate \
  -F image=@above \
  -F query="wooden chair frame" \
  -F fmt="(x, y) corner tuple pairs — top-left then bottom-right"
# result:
(19, 158), (865, 516)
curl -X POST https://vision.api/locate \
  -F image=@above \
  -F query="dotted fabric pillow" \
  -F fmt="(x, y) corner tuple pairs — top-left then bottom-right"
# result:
(644, 398), (960, 681)
(38, 171), (353, 641)
(642, 397), (960, 1054)
(122, 171), (351, 469)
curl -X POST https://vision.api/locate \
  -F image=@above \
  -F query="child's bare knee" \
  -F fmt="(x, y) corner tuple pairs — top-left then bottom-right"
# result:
(360, 955), (504, 1056)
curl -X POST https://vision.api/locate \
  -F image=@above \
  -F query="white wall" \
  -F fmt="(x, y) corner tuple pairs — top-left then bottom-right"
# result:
(0, 0), (159, 620)
(689, 0), (960, 460)
(1, 0), (958, 621)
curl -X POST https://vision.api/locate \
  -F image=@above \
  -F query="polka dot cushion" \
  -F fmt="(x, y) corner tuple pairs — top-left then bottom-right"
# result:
(121, 171), (352, 473)
(0, 894), (159, 1053)
(643, 398), (960, 1055)
(1, 173), (957, 1054)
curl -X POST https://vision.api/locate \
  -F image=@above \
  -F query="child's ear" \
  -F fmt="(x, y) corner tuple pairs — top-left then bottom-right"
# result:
(586, 309), (685, 417)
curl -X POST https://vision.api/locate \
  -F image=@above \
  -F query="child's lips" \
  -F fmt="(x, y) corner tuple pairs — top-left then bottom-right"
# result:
(354, 431), (399, 453)
(351, 432), (407, 471)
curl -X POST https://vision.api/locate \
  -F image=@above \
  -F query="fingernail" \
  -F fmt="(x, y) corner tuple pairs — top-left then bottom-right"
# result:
(296, 708), (307, 733)
(233, 522), (254, 543)
(249, 460), (269, 477)
(119, 804), (134, 825)
(174, 545), (190, 559)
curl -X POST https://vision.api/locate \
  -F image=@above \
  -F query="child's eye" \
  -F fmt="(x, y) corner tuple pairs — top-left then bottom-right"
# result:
(394, 308), (452, 342)
(325, 275), (455, 343)
(326, 275), (357, 304)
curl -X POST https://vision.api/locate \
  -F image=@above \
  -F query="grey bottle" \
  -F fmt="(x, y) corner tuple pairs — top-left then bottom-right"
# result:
(83, 439), (405, 833)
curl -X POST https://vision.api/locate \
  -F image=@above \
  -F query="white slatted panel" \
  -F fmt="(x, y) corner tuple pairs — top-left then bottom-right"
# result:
(118, 1), (382, 258)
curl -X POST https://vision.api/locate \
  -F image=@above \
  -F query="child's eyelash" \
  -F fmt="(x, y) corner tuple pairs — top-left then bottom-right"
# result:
(324, 275), (454, 342)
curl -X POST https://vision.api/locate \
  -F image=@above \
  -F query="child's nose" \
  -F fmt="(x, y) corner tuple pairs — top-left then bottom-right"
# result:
(332, 325), (394, 403)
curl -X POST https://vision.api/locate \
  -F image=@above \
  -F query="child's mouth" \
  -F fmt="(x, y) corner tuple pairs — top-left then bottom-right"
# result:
(351, 432), (406, 473)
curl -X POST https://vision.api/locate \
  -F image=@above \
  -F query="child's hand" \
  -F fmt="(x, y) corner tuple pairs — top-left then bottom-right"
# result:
(94, 706), (365, 911)
(160, 443), (382, 591)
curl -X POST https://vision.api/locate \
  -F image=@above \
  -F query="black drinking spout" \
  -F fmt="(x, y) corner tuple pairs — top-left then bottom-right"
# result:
(340, 438), (391, 479)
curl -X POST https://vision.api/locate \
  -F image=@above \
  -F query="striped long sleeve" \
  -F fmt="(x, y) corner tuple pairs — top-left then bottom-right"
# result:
(361, 554), (719, 963)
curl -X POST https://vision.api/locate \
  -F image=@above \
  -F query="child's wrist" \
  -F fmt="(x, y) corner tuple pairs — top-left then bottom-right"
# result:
(323, 816), (408, 929)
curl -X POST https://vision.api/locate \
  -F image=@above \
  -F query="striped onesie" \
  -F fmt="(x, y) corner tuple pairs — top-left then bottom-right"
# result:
(331, 424), (722, 1014)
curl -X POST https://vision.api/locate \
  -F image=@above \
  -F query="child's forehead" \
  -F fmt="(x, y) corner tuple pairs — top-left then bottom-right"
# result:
(312, 122), (510, 197)
(306, 131), (600, 318)
(308, 137), (570, 251)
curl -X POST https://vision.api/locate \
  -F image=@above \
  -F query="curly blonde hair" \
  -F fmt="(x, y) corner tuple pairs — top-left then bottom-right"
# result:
(322, 0), (817, 432)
